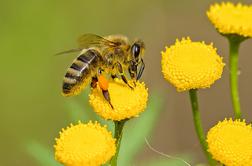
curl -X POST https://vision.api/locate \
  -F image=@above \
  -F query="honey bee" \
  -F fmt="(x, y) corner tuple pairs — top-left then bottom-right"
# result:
(59, 34), (145, 108)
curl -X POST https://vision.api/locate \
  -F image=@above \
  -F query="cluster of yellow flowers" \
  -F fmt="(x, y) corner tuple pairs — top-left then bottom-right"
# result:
(53, 1), (252, 166)
(161, 1), (252, 166)
(206, 2), (252, 165)
(55, 80), (148, 165)
(54, 81), (148, 165)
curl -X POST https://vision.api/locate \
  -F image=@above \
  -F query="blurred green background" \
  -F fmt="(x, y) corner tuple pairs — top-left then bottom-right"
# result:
(1, 0), (252, 165)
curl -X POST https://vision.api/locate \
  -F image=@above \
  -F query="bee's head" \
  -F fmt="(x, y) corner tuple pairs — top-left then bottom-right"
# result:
(129, 40), (145, 80)
(131, 40), (145, 64)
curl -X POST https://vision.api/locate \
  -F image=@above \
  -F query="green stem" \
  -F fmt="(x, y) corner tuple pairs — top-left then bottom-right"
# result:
(189, 89), (216, 166)
(228, 37), (243, 119)
(110, 120), (127, 166)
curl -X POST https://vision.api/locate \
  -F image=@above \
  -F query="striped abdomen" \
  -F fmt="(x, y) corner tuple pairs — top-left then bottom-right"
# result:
(62, 49), (100, 96)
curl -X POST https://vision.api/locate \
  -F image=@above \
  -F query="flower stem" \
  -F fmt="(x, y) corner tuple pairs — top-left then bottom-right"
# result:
(228, 36), (243, 119)
(189, 89), (216, 166)
(110, 120), (127, 166)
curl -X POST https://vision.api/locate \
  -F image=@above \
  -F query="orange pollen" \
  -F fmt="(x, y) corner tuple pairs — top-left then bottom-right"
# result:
(98, 75), (109, 90)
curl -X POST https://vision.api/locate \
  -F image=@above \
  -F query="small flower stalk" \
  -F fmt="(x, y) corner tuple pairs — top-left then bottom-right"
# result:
(207, 2), (252, 118)
(110, 119), (127, 166)
(161, 38), (224, 166)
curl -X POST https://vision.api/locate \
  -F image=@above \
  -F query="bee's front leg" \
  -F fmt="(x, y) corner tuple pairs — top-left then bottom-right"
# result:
(128, 61), (137, 86)
(116, 62), (134, 89)
(128, 61), (137, 80)
(137, 58), (145, 80)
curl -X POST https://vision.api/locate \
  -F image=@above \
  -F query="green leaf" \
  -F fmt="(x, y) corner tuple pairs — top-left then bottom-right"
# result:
(26, 141), (62, 166)
(118, 92), (164, 166)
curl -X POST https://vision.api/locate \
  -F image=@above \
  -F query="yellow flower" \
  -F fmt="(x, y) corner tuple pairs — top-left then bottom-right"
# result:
(207, 118), (252, 166)
(54, 121), (116, 166)
(89, 78), (148, 121)
(161, 38), (224, 91)
(207, 2), (252, 38)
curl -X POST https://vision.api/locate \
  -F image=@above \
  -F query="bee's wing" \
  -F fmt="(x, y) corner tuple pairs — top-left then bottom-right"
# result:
(78, 33), (119, 48)
(55, 48), (82, 56)
(55, 34), (118, 56)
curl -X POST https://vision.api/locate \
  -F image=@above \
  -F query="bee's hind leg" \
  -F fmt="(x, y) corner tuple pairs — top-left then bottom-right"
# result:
(97, 70), (114, 109)
(102, 90), (114, 109)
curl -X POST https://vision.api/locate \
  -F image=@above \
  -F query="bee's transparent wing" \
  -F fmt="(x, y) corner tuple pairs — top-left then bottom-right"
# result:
(78, 33), (119, 48)
(55, 48), (82, 56)
(55, 34), (118, 56)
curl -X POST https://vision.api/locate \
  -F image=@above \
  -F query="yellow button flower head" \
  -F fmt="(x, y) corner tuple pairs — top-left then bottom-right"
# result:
(161, 38), (225, 91)
(89, 79), (148, 121)
(54, 121), (116, 166)
(207, 118), (252, 166)
(207, 2), (252, 37)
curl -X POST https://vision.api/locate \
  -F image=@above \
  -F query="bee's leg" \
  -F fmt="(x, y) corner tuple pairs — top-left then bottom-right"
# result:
(128, 68), (136, 86)
(137, 59), (145, 80)
(117, 62), (133, 89)
(128, 61), (137, 80)
(102, 89), (114, 109)
(128, 61), (137, 86)
(111, 66), (117, 80)
(97, 70), (114, 109)
(91, 76), (98, 88)
(111, 74), (118, 80)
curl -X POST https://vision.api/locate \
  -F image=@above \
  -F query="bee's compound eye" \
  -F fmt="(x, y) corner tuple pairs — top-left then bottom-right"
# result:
(132, 44), (141, 58)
